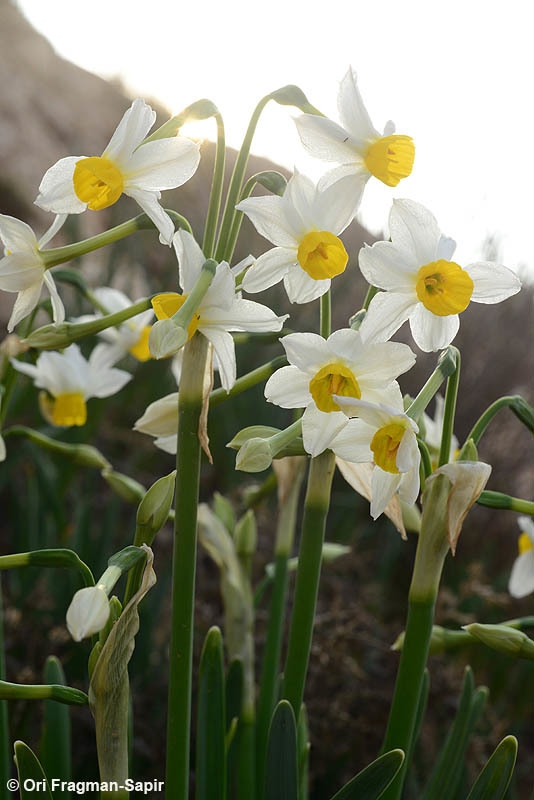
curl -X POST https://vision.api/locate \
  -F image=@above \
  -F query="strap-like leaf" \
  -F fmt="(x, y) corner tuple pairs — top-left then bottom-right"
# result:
(330, 749), (405, 800)
(264, 701), (298, 800)
(14, 741), (53, 799)
(196, 627), (226, 800)
(40, 657), (71, 799)
(465, 736), (517, 800)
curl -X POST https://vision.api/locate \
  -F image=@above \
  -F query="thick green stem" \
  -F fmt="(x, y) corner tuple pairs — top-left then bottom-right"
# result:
(320, 291), (331, 339)
(380, 474), (451, 800)
(438, 348), (460, 467)
(282, 451), (336, 719)
(41, 211), (192, 269)
(202, 112), (226, 259)
(165, 332), (209, 800)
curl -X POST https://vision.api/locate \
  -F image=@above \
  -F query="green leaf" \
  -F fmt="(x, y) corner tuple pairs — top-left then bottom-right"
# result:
(196, 627), (226, 800)
(213, 493), (236, 535)
(297, 704), (310, 800)
(465, 735), (518, 799)
(0, 576), (10, 796)
(329, 750), (405, 800)
(264, 701), (298, 800)
(13, 741), (53, 798)
(40, 657), (71, 799)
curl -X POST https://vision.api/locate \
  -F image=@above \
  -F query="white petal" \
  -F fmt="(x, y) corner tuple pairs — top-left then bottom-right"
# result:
(389, 199), (442, 265)
(35, 156), (87, 214)
(231, 254), (255, 277)
(326, 330), (416, 384)
(362, 382), (404, 410)
(0, 215), (38, 254)
(10, 356), (39, 382)
(301, 405), (348, 457)
(0, 252), (44, 292)
(519, 516), (534, 542)
(202, 262), (235, 312)
(134, 392), (179, 436)
(329, 418), (373, 462)
(318, 164), (367, 191)
(236, 195), (299, 248)
(295, 114), (359, 163)
(124, 136), (200, 190)
(337, 67), (379, 144)
(359, 241), (417, 291)
(358, 291), (416, 344)
(283, 264), (330, 304)
(398, 465), (421, 507)
(38, 214), (68, 248)
(88, 364), (132, 399)
(334, 397), (395, 427)
(409, 304), (459, 352)
(464, 262), (522, 304)
(201, 328), (235, 391)
(283, 171), (317, 236)
(311, 174), (364, 234)
(371, 468), (402, 519)
(93, 287), (132, 312)
(242, 247), (295, 293)
(7, 282), (43, 332)
(201, 298), (287, 332)
(154, 434), (178, 454)
(264, 365), (311, 408)
(396, 428), (419, 473)
(509, 552), (534, 598)
(125, 188), (174, 245)
(172, 229), (205, 292)
(43, 271), (65, 325)
(280, 332), (332, 372)
(436, 235), (457, 261)
(103, 99), (156, 165)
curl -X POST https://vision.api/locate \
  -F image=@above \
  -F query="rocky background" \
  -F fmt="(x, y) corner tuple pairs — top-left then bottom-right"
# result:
(1, 0), (534, 796)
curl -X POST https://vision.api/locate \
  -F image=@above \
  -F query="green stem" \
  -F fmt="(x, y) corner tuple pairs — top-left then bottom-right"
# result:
(417, 439), (432, 482)
(0, 680), (87, 705)
(169, 259), (217, 329)
(282, 451), (336, 718)
(210, 356), (287, 408)
(406, 346), (458, 422)
(438, 348), (460, 467)
(320, 291), (331, 339)
(225, 172), (287, 267)
(165, 332), (209, 800)
(476, 491), (534, 514)
(41, 211), (192, 269)
(256, 462), (304, 798)
(202, 112), (226, 259)
(465, 395), (534, 445)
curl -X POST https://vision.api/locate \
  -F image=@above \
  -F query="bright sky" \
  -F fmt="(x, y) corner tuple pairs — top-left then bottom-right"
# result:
(17, 0), (534, 279)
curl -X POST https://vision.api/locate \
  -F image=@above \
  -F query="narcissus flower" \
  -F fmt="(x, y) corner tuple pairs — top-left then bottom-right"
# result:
(73, 287), (154, 364)
(509, 517), (534, 598)
(358, 200), (521, 352)
(11, 344), (131, 427)
(0, 213), (67, 331)
(134, 391), (180, 454)
(66, 586), (110, 642)
(264, 329), (415, 456)
(236, 171), (361, 303)
(295, 67), (414, 190)
(35, 99), (200, 245)
(330, 398), (421, 520)
(150, 230), (288, 390)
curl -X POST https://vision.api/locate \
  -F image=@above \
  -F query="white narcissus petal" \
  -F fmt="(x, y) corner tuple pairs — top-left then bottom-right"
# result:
(0, 215), (39, 254)
(318, 164), (367, 191)
(93, 287), (132, 312)
(10, 356), (39, 382)
(124, 137), (200, 191)
(280, 332), (332, 373)
(509, 552), (534, 598)
(134, 393), (179, 437)
(336, 458), (407, 539)
(398, 465), (421, 507)
(201, 298), (288, 332)
(371, 468), (402, 520)
(264, 365), (311, 408)
(362, 382), (404, 410)
(301, 405), (348, 457)
(283, 171), (317, 235)
(295, 114), (360, 163)
(43, 271), (65, 325)
(358, 241), (417, 291)
(201, 327), (235, 391)
(337, 67), (379, 145)
(236, 195), (299, 248)
(35, 156), (88, 214)
(333, 397), (397, 428)
(103, 98), (156, 165)
(66, 585), (110, 641)
(242, 247), (296, 294)
(173, 229), (205, 292)
(311, 174), (364, 234)
(87, 364), (132, 399)
(154, 434), (178, 454)
(7, 282), (43, 332)
(396, 428), (419, 473)
(359, 291), (417, 344)
(329, 419), (373, 462)
(283, 264), (330, 304)
(0, 253), (44, 292)
(436, 235), (457, 261)
(409, 304), (460, 352)
(38, 214), (68, 248)
(125, 188), (174, 246)
(389, 199), (441, 265)
(327, 331), (416, 384)
(464, 262), (522, 304)
(203, 262), (235, 312)
(519, 516), (534, 544)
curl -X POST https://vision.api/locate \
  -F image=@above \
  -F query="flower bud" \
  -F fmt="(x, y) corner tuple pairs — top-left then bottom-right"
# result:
(22, 323), (73, 350)
(136, 471), (176, 540)
(148, 318), (188, 359)
(66, 586), (110, 641)
(235, 437), (273, 473)
(463, 623), (534, 659)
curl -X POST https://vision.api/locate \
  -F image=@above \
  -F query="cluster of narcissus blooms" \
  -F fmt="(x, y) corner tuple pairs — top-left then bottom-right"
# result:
(0, 69), (523, 530)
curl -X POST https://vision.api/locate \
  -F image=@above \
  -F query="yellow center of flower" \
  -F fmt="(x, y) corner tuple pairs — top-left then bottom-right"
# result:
(151, 294), (200, 341)
(73, 157), (124, 210)
(518, 532), (533, 555)
(129, 325), (152, 361)
(297, 231), (348, 281)
(370, 423), (406, 474)
(309, 362), (361, 413)
(415, 260), (474, 316)
(52, 393), (87, 427)
(364, 135), (415, 187)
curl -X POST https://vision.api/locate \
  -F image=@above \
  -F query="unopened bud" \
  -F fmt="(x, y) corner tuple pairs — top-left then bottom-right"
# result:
(463, 623), (534, 659)
(66, 586), (110, 642)
(457, 438), (478, 462)
(136, 471), (176, 541)
(148, 318), (188, 359)
(23, 322), (72, 350)
(235, 437), (273, 473)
